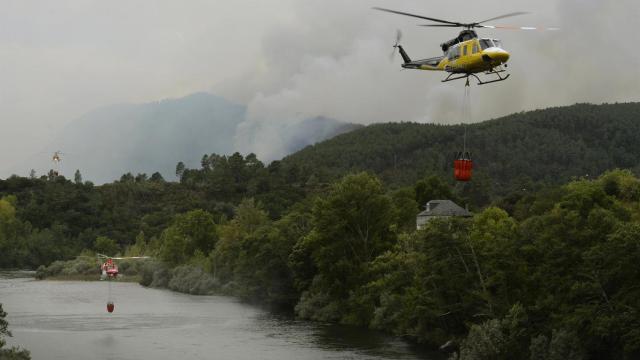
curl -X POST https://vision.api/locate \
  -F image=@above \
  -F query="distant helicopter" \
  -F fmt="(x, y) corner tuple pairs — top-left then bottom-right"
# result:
(51, 151), (64, 177)
(374, 7), (558, 85)
(97, 253), (149, 313)
(52, 151), (62, 164)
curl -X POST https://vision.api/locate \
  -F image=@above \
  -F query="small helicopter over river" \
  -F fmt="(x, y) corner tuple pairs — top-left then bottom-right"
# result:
(97, 253), (149, 313)
(373, 7), (558, 85)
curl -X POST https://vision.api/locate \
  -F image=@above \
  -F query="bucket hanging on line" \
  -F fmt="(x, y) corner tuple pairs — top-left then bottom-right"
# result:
(454, 151), (473, 182)
(454, 79), (473, 182)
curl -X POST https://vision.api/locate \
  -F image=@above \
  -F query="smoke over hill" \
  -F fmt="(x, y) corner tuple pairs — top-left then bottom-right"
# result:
(16, 93), (359, 183)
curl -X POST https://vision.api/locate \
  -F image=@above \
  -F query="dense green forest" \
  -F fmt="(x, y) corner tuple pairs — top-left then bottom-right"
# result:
(2, 103), (640, 359)
(283, 102), (640, 193)
(0, 151), (312, 269)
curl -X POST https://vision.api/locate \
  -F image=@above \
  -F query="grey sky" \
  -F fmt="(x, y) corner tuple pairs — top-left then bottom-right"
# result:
(1, 0), (638, 174)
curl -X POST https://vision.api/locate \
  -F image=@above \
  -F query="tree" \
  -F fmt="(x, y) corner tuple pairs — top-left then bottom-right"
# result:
(74, 170), (82, 184)
(94, 236), (119, 256)
(295, 172), (396, 322)
(0, 304), (7, 350)
(134, 173), (148, 183)
(469, 207), (522, 314)
(24, 229), (64, 268)
(0, 196), (28, 268)
(456, 304), (533, 360)
(201, 154), (210, 170)
(119, 173), (134, 183)
(245, 153), (264, 172)
(571, 223), (640, 359)
(348, 217), (480, 344)
(233, 199), (269, 234)
(529, 330), (585, 360)
(212, 199), (270, 283)
(414, 175), (456, 209)
(0, 304), (31, 359)
(159, 210), (218, 266)
(149, 172), (165, 182)
(391, 187), (418, 231)
(47, 169), (57, 180)
(173, 209), (218, 255)
(159, 225), (188, 266)
(223, 202), (307, 306)
(126, 231), (147, 256)
(176, 162), (186, 180)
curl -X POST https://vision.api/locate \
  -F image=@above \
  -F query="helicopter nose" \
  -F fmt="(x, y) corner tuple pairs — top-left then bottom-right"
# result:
(484, 49), (510, 65)
(496, 50), (510, 64)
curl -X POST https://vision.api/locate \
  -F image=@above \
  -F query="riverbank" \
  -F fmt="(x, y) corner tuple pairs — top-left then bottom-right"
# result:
(42, 274), (142, 282)
(35, 257), (146, 282)
(0, 270), (36, 278)
(35, 259), (206, 290)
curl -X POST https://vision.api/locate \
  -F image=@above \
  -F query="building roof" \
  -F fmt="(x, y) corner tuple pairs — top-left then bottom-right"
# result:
(417, 200), (472, 218)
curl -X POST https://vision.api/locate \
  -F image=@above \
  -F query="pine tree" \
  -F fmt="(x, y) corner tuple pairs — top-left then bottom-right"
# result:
(74, 169), (82, 184)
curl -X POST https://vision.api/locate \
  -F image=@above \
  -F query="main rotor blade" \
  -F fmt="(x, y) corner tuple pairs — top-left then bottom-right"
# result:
(477, 12), (529, 24)
(373, 7), (461, 26)
(479, 24), (560, 31)
(96, 253), (151, 260)
(419, 24), (462, 27)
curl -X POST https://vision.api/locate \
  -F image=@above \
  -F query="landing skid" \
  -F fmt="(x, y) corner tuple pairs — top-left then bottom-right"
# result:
(442, 69), (510, 86)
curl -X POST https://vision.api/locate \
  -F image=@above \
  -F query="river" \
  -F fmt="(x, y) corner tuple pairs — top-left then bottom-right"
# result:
(0, 272), (441, 360)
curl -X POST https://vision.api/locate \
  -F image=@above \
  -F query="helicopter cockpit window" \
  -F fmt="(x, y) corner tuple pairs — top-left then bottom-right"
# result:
(493, 39), (503, 49)
(448, 45), (460, 60)
(480, 39), (494, 50)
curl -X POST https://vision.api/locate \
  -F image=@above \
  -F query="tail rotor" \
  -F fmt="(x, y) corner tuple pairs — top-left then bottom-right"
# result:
(389, 29), (403, 61)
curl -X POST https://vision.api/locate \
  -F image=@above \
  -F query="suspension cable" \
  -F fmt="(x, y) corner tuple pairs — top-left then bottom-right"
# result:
(460, 79), (472, 156)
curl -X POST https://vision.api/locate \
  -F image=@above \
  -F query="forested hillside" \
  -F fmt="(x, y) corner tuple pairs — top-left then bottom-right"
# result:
(0, 152), (310, 268)
(283, 102), (640, 193)
(2, 102), (640, 269)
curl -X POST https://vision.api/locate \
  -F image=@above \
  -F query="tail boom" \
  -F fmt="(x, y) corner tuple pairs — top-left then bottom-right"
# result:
(396, 45), (411, 64)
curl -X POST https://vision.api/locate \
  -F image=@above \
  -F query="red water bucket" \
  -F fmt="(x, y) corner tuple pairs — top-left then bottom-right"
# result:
(454, 159), (473, 182)
(107, 302), (115, 313)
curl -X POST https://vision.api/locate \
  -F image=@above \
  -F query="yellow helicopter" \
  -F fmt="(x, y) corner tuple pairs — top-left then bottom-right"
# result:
(374, 7), (558, 85)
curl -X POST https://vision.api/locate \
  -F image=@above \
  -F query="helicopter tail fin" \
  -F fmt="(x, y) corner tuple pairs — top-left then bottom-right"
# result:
(397, 45), (411, 64)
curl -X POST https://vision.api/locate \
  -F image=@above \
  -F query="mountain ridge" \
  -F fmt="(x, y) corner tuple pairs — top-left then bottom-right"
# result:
(281, 102), (640, 195)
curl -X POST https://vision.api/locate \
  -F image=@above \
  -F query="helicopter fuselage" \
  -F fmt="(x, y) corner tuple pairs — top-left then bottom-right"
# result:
(374, 6), (554, 85)
(401, 37), (510, 74)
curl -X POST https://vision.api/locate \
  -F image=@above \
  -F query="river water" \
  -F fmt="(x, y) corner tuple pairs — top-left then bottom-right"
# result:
(0, 272), (440, 360)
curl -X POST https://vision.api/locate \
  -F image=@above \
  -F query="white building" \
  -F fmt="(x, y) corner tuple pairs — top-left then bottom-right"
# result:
(416, 200), (472, 230)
